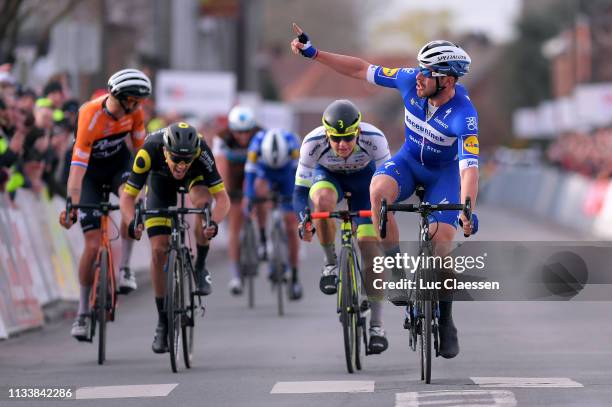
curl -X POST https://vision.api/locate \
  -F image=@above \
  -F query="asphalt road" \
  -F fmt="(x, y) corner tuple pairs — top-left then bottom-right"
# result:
(1, 204), (611, 407)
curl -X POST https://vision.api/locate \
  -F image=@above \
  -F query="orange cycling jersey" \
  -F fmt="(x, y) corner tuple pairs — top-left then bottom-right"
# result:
(71, 95), (146, 169)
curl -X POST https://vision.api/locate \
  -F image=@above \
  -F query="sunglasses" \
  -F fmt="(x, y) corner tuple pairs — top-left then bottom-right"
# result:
(419, 66), (447, 78)
(166, 152), (196, 165)
(328, 133), (357, 143)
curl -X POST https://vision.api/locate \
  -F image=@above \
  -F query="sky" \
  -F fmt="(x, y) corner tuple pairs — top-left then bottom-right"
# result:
(371, 0), (522, 44)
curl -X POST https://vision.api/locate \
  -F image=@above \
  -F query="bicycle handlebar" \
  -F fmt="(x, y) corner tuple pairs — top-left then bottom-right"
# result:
(379, 197), (472, 238)
(134, 200), (211, 228)
(65, 196), (120, 224)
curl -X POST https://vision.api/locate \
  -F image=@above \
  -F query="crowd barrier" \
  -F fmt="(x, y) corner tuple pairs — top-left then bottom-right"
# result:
(481, 165), (609, 237)
(0, 189), (151, 339)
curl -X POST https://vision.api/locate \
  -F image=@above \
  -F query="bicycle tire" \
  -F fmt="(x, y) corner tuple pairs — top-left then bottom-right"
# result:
(240, 218), (258, 309)
(167, 249), (181, 373)
(271, 219), (285, 317)
(97, 248), (109, 365)
(182, 251), (195, 369)
(423, 298), (432, 383)
(339, 247), (357, 374)
(353, 248), (363, 371)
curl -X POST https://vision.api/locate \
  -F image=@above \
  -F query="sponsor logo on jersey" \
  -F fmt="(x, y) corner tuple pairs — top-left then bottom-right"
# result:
(466, 116), (478, 131)
(434, 117), (448, 129)
(378, 67), (399, 79)
(463, 135), (479, 155)
(443, 108), (453, 120)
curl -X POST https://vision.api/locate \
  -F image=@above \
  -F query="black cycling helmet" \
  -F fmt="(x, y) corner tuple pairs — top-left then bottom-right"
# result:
(163, 122), (200, 158)
(322, 99), (362, 135)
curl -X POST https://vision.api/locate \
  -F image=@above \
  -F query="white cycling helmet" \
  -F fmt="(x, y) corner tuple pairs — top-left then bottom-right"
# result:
(228, 105), (256, 132)
(417, 40), (471, 77)
(261, 129), (291, 169)
(107, 69), (152, 99)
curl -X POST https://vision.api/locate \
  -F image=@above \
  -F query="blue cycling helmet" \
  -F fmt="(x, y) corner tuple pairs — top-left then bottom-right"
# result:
(417, 40), (471, 77)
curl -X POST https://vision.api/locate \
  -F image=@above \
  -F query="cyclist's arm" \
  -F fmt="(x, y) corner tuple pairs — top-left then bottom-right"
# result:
(243, 133), (262, 200)
(121, 145), (154, 224)
(129, 109), (146, 150)
(210, 187), (230, 224)
(313, 51), (371, 81)
(211, 136), (230, 185)
(68, 110), (95, 203)
(460, 167), (478, 207)
(66, 165), (86, 204)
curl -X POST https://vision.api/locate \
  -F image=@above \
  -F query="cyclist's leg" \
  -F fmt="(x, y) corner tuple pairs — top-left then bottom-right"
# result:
(275, 168), (301, 299)
(370, 150), (416, 250)
(310, 167), (343, 294)
(112, 149), (137, 293)
(145, 174), (175, 353)
(71, 171), (102, 339)
(188, 183), (214, 295)
(422, 162), (461, 359)
(253, 172), (271, 260)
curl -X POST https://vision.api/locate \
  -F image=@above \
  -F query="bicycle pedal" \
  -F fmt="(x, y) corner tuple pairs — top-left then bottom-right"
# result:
(360, 300), (370, 312)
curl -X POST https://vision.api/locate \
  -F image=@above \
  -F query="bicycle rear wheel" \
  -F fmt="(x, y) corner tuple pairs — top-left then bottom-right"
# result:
(182, 253), (195, 369)
(166, 249), (181, 373)
(97, 248), (109, 365)
(339, 247), (357, 374)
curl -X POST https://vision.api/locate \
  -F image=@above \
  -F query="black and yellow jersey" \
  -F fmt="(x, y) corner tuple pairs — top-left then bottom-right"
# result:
(124, 129), (225, 197)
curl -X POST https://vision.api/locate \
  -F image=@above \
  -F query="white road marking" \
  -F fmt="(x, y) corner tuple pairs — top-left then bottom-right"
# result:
(471, 377), (584, 388)
(75, 384), (178, 399)
(396, 390), (517, 407)
(270, 380), (375, 394)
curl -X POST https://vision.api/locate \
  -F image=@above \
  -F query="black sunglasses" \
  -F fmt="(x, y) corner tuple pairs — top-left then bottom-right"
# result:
(328, 133), (357, 143)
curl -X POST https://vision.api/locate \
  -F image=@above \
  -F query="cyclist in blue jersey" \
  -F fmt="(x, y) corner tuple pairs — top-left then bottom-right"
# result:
(244, 128), (303, 300)
(291, 23), (479, 359)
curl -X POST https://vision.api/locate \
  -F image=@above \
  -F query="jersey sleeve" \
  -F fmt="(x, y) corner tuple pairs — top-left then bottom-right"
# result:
(211, 135), (227, 156)
(129, 108), (146, 150)
(453, 104), (479, 170)
(366, 65), (417, 91)
(195, 139), (225, 194)
(245, 131), (264, 174)
(294, 128), (323, 188)
(70, 105), (97, 169)
(124, 136), (157, 197)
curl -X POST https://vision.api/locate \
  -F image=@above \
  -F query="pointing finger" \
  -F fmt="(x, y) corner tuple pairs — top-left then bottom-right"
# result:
(292, 22), (303, 35)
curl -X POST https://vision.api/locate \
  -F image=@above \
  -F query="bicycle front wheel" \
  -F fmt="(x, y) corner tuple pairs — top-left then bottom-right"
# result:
(339, 247), (358, 374)
(271, 219), (285, 317)
(166, 249), (182, 373)
(97, 248), (109, 365)
(182, 254), (195, 368)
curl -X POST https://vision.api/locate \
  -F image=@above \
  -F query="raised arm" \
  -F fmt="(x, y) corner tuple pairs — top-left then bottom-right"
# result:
(290, 23), (371, 81)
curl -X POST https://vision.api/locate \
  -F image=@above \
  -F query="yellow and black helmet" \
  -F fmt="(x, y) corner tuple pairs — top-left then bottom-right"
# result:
(322, 99), (362, 136)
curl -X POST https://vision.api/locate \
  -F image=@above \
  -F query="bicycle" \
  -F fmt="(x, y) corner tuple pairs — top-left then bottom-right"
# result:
(302, 194), (373, 374)
(239, 212), (259, 309)
(251, 193), (293, 316)
(65, 185), (119, 365)
(134, 186), (210, 373)
(379, 186), (471, 383)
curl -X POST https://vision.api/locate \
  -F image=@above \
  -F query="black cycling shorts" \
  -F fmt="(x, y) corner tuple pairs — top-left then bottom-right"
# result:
(79, 147), (132, 233)
(144, 172), (207, 237)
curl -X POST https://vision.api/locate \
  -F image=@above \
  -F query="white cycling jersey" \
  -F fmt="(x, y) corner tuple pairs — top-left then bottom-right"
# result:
(295, 122), (391, 187)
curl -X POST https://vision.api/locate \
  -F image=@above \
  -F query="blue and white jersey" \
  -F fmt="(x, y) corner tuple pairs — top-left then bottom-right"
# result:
(294, 122), (391, 189)
(366, 66), (479, 170)
(244, 130), (300, 199)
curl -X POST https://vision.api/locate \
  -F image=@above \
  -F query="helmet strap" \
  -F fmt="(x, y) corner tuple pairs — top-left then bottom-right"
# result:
(431, 77), (446, 98)
(119, 98), (133, 114)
